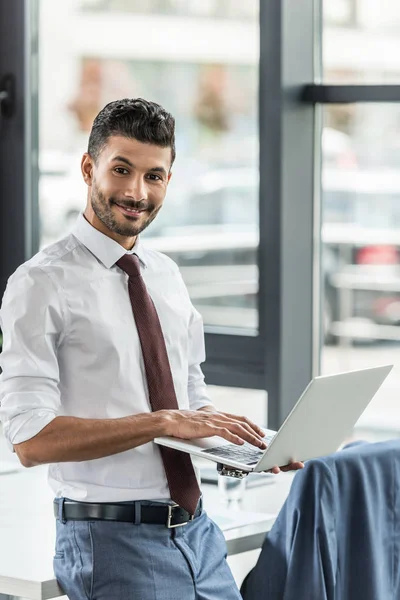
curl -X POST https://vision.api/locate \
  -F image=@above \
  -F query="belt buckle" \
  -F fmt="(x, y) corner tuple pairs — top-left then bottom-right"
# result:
(167, 504), (194, 528)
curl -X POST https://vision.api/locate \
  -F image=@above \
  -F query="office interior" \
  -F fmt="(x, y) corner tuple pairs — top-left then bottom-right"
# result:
(1, 0), (400, 597)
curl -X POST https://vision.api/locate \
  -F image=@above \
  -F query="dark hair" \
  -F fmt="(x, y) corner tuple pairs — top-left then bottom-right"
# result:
(88, 98), (176, 167)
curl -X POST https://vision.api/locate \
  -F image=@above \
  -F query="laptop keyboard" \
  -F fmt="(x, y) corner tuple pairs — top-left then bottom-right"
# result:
(201, 434), (276, 466)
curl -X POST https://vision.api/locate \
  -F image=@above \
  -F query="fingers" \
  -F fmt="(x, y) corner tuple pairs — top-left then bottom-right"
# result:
(214, 427), (247, 446)
(220, 412), (265, 438)
(265, 462), (305, 474)
(264, 461), (305, 474)
(211, 414), (267, 448)
(171, 410), (267, 448)
(214, 424), (267, 448)
(223, 420), (267, 448)
(280, 462), (304, 472)
(269, 466), (280, 474)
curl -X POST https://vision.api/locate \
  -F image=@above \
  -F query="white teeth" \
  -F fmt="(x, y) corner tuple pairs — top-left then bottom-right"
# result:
(118, 204), (140, 212)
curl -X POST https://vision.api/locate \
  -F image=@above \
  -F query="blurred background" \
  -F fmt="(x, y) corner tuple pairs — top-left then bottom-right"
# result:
(2, 2), (400, 590)
(33, 0), (400, 438)
(3, 0), (400, 442)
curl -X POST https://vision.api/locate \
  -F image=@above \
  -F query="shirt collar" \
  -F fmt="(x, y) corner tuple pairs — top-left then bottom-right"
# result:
(71, 212), (147, 269)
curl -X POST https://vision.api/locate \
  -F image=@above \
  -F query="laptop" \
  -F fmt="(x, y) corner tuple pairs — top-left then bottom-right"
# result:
(154, 365), (393, 473)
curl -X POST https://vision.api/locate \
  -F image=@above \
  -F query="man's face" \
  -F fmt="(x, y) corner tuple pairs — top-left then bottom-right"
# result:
(82, 135), (172, 244)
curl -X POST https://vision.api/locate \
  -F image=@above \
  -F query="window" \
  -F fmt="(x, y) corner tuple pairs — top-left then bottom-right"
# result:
(318, 0), (400, 438)
(0, 0), (320, 427)
(324, 0), (400, 83)
(80, 0), (258, 20)
(38, 0), (259, 333)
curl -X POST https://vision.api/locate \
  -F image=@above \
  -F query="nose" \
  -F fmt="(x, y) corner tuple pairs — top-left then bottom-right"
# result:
(124, 175), (148, 201)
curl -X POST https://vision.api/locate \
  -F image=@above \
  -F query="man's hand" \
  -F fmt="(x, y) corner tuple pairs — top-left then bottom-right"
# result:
(266, 462), (304, 474)
(161, 407), (267, 449)
(196, 406), (304, 474)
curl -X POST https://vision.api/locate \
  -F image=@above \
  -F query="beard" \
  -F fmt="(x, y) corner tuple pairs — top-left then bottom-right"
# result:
(90, 179), (161, 237)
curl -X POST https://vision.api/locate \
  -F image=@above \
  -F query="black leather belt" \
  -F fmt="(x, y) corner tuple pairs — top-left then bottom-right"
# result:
(54, 499), (202, 528)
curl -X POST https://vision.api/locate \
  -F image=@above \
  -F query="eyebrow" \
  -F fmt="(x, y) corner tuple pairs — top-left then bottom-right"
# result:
(111, 155), (167, 176)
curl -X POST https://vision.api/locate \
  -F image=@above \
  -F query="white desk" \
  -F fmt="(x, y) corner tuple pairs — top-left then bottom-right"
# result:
(0, 466), (284, 600)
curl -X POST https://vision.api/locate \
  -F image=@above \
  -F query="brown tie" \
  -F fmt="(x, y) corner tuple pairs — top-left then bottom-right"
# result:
(116, 253), (201, 515)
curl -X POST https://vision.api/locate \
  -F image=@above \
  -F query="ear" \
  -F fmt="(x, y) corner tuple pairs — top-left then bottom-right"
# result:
(167, 171), (172, 185)
(81, 153), (94, 186)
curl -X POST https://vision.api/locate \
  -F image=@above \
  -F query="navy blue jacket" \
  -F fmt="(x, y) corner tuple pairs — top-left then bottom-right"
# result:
(241, 440), (400, 600)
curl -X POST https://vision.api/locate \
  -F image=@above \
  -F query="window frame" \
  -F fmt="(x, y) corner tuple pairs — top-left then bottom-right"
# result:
(0, 0), (39, 299)
(0, 0), (316, 430)
(204, 0), (316, 429)
(4, 1), (397, 430)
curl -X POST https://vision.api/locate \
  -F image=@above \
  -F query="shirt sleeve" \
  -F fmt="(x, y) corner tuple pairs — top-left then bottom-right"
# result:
(187, 302), (214, 412)
(0, 265), (66, 453)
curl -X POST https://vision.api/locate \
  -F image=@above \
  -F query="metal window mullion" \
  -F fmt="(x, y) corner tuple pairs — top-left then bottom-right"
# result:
(0, 0), (31, 303)
(302, 84), (400, 104)
(260, 0), (315, 429)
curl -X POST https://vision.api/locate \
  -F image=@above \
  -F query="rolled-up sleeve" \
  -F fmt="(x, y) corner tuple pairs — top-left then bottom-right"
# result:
(0, 265), (66, 452)
(187, 305), (213, 411)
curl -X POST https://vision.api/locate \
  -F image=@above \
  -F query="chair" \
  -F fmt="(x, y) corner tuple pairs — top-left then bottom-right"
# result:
(241, 440), (400, 600)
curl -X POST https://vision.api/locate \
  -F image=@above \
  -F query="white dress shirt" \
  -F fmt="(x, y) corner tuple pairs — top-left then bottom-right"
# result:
(0, 213), (212, 501)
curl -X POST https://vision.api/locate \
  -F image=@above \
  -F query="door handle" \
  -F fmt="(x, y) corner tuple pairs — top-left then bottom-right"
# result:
(0, 73), (16, 119)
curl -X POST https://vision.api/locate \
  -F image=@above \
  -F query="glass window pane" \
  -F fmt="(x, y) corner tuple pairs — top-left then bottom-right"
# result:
(38, 0), (259, 333)
(80, 0), (258, 20)
(323, 0), (400, 83)
(321, 104), (400, 438)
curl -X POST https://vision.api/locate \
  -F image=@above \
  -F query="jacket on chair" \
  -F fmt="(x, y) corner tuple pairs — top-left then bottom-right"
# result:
(241, 440), (400, 600)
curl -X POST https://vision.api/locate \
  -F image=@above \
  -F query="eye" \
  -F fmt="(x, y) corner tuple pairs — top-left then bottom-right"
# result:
(114, 167), (129, 175)
(147, 173), (163, 181)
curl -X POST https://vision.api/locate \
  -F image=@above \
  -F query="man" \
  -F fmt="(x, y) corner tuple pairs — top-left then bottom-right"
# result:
(0, 98), (302, 599)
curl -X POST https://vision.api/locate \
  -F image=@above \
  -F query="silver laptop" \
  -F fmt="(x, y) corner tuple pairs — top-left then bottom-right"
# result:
(155, 365), (393, 473)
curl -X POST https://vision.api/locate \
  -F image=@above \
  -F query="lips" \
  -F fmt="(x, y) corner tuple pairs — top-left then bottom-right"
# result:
(113, 202), (146, 217)
(115, 202), (144, 212)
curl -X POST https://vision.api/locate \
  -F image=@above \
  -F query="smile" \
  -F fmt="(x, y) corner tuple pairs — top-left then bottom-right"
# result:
(114, 203), (146, 217)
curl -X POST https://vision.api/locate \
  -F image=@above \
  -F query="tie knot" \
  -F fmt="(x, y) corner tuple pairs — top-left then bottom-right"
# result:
(116, 254), (141, 278)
